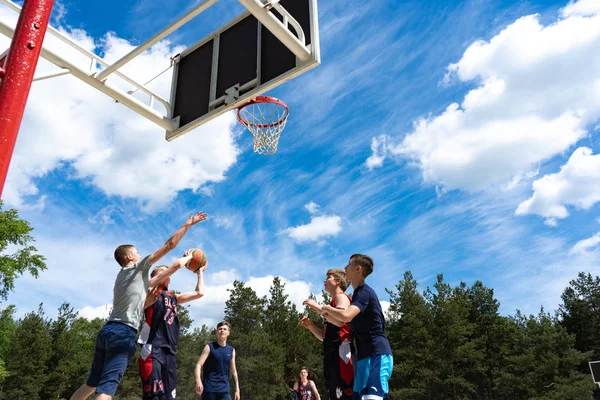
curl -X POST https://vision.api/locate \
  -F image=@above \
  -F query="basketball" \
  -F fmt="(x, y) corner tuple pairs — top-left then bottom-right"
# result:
(186, 248), (207, 273)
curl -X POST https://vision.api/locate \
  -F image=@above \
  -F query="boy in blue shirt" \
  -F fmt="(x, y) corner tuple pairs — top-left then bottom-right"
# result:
(320, 254), (393, 400)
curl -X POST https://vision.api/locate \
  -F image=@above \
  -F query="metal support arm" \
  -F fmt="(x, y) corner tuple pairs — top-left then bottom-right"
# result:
(238, 0), (310, 63)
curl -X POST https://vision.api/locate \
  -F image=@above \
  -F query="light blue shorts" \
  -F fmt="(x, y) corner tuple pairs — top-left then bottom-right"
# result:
(352, 354), (393, 400)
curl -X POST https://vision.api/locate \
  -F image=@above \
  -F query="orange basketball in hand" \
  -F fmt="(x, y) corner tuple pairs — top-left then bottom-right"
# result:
(186, 248), (207, 273)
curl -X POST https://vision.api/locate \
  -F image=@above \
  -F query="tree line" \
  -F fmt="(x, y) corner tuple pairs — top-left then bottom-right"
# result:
(0, 273), (599, 399)
(1, 201), (600, 399)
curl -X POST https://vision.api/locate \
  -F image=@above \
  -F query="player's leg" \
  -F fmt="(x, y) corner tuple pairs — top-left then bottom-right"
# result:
(323, 351), (337, 400)
(337, 339), (354, 400)
(95, 322), (138, 399)
(351, 358), (369, 400)
(70, 385), (96, 400)
(140, 346), (169, 400)
(164, 351), (177, 400)
(353, 355), (393, 400)
(70, 323), (111, 400)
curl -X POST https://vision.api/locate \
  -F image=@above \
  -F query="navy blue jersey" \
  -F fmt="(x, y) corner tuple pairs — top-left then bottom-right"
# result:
(138, 288), (180, 354)
(323, 293), (352, 352)
(203, 341), (234, 393)
(350, 283), (392, 360)
(296, 380), (314, 400)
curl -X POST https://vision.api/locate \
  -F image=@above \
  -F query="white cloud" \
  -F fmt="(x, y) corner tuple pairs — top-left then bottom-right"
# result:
(78, 304), (112, 320)
(213, 216), (234, 229)
(0, 7), (240, 210)
(367, 1), (600, 194)
(571, 232), (600, 255)
(380, 300), (390, 316)
(561, 0), (600, 17)
(365, 135), (391, 170)
(516, 147), (600, 223)
(205, 269), (239, 286)
(304, 201), (320, 214)
(285, 215), (342, 244)
(88, 206), (117, 225)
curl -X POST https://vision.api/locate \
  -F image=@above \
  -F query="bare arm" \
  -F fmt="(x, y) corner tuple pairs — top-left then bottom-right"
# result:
(148, 212), (207, 266)
(231, 349), (240, 400)
(177, 265), (206, 304)
(148, 254), (192, 288)
(194, 344), (210, 395)
(302, 299), (322, 313)
(143, 287), (161, 309)
(299, 317), (323, 342)
(321, 304), (361, 323)
(310, 381), (320, 400)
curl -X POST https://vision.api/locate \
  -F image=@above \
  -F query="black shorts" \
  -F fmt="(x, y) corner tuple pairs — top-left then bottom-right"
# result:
(323, 345), (354, 400)
(139, 346), (177, 400)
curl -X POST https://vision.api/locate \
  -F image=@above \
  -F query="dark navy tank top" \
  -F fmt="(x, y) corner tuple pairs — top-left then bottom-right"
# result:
(203, 341), (234, 393)
(323, 293), (352, 353)
(296, 380), (314, 400)
(138, 288), (179, 354)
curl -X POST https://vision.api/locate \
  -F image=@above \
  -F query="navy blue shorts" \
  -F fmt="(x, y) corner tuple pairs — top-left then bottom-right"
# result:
(202, 392), (232, 400)
(86, 322), (138, 396)
(140, 346), (177, 400)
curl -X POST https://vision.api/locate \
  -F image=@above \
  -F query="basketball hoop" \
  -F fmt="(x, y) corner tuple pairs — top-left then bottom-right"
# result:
(237, 96), (289, 155)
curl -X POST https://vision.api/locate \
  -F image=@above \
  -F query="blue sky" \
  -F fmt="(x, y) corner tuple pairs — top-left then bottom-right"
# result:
(2, 0), (600, 327)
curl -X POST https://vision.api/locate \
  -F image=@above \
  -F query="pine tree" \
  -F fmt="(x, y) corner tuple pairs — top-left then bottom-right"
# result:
(386, 271), (434, 399)
(4, 304), (52, 400)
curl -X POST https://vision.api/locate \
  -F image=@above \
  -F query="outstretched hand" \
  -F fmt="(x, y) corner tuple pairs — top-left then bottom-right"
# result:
(299, 316), (313, 330)
(188, 212), (207, 225)
(302, 299), (320, 312)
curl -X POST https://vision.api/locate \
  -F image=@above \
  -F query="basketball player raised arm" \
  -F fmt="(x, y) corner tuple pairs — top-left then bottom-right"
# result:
(148, 251), (194, 289)
(176, 263), (207, 304)
(148, 212), (207, 266)
(231, 349), (240, 400)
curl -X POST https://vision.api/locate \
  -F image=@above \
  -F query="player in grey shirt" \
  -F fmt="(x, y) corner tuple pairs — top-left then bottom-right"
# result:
(70, 211), (207, 400)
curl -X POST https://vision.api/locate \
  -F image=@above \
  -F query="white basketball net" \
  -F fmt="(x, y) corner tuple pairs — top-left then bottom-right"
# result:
(238, 99), (289, 155)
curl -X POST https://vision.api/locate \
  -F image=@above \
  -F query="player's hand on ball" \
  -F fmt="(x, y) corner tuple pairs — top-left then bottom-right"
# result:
(198, 262), (208, 273)
(196, 381), (204, 395)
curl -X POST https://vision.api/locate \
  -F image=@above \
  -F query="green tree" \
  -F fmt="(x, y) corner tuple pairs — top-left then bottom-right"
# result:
(224, 280), (285, 400)
(4, 304), (52, 400)
(495, 310), (594, 400)
(0, 305), (16, 387)
(559, 272), (600, 358)
(426, 275), (479, 400)
(41, 303), (83, 399)
(386, 271), (434, 400)
(0, 201), (47, 300)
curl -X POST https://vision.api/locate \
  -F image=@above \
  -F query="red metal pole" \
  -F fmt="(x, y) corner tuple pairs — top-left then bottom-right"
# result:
(0, 0), (54, 196)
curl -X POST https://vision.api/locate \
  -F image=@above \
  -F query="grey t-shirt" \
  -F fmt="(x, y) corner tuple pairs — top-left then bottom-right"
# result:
(108, 255), (152, 330)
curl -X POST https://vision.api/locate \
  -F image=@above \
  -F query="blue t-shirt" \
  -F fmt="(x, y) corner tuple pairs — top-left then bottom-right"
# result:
(350, 283), (392, 360)
(203, 341), (234, 393)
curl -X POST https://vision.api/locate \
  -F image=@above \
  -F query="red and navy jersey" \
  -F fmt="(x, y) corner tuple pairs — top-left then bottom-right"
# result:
(296, 380), (314, 400)
(323, 293), (352, 352)
(138, 288), (180, 354)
